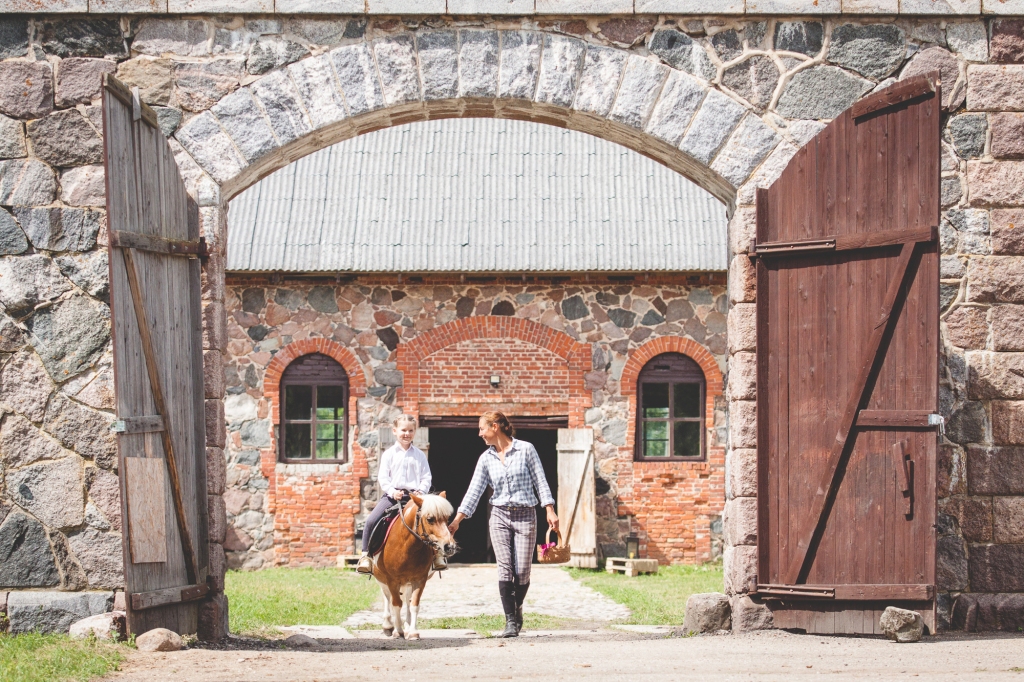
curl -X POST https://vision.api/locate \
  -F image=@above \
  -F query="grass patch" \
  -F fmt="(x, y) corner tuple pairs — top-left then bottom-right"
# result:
(226, 567), (380, 637)
(358, 613), (578, 636)
(567, 562), (724, 625)
(0, 633), (125, 682)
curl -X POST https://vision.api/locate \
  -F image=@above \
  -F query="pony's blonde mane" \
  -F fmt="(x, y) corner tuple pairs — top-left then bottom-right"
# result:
(418, 494), (454, 518)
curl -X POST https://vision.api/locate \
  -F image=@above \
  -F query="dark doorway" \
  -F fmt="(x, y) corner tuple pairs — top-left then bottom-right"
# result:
(428, 425), (559, 563)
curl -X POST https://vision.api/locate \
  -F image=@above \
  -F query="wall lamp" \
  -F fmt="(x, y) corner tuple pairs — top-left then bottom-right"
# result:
(489, 375), (501, 388)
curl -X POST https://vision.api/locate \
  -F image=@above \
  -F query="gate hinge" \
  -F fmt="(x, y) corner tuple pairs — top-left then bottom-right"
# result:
(928, 413), (945, 437)
(111, 420), (126, 434)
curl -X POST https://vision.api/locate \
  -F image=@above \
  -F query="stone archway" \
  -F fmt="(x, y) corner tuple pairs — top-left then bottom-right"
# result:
(171, 30), (785, 208)
(169, 25), (778, 618)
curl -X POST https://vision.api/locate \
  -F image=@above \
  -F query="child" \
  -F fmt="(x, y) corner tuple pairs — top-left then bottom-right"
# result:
(356, 414), (447, 573)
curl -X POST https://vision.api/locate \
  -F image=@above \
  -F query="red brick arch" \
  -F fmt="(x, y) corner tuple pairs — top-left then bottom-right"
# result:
(396, 316), (592, 426)
(264, 338), (367, 424)
(621, 336), (723, 401)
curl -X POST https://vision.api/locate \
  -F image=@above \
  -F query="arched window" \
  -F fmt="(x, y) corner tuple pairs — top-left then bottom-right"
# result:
(279, 353), (349, 463)
(635, 353), (705, 461)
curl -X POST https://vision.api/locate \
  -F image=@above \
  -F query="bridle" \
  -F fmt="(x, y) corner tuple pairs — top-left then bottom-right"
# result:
(397, 497), (441, 552)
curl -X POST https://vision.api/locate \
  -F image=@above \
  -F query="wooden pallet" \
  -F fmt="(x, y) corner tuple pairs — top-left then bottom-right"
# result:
(337, 555), (361, 569)
(605, 558), (658, 577)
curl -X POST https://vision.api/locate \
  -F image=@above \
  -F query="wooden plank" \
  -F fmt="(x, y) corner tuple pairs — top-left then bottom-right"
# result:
(755, 188), (771, 585)
(754, 227), (936, 257)
(855, 410), (934, 428)
(125, 457), (167, 564)
(851, 75), (935, 119)
(785, 240), (919, 585)
(113, 415), (165, 434)
(758, 584), (933, 600)
(110, 230), (204, 257)
(131, 583), (210, 611)
(122, 246), (199, 586)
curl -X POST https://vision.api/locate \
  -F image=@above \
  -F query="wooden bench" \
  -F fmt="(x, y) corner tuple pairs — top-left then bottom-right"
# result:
(337, 555), (362, 569)
(605, 557), (659, 577)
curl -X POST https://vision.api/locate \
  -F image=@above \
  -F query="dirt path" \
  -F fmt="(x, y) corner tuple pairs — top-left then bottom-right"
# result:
(108, 630), (1024, 681)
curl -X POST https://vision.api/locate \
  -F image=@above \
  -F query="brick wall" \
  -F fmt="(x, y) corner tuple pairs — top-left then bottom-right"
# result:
(222, 273), (728, 570)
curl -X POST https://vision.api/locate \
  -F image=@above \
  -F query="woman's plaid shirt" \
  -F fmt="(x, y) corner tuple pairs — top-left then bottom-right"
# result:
(457, 439), (555, 517)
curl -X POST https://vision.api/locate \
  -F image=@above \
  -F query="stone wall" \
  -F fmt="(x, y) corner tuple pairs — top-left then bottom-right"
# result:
(1, 11), (1024, 633)
(222, 273), (728, 568)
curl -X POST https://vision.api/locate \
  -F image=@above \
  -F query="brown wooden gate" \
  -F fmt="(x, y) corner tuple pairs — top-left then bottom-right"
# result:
(103, 75), (210, 635)
(753, 74), (940, 634)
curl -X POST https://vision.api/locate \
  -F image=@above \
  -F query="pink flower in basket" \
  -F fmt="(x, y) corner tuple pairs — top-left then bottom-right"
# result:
(539, 542), (557, 557)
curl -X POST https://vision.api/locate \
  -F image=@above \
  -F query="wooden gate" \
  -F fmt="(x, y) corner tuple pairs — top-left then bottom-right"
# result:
(103, 75), (210, 635)
(753, 74), (940, 634)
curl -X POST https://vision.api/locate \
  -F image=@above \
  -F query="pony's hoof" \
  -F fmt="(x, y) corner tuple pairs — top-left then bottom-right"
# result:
(405, 631), (420, 640)
(382, 627), (394, 637)
(390, 631), (403, 640)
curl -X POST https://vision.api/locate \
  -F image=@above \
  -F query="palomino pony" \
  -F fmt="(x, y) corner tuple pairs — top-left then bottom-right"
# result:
(371, 492), (457, 639)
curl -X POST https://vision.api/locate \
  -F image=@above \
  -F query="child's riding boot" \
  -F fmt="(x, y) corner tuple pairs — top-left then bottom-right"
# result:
(432, 551), (448, 572)
(356, 552), (373, 575)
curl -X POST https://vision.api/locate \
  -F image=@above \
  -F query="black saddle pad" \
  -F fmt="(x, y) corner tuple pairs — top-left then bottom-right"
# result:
(367, 504), (401, 557)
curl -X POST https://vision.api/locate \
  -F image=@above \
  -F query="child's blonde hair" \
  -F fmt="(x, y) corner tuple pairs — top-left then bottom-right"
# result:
(393, 413), (418, 430)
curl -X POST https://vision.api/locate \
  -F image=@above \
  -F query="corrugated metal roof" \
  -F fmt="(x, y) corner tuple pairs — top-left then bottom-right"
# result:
(227, 118), (728, 273)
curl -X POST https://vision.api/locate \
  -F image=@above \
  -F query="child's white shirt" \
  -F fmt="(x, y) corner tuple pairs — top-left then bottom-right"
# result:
(378, 443), (431, 498)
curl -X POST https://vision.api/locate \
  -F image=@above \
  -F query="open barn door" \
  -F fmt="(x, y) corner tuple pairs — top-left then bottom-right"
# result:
(103, 75), (210, 635)
(557, 429), (597, 568)
(753, 74), (940, 634)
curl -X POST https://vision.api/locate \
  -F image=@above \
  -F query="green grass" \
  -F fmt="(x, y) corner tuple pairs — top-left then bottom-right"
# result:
(567, 562), (724, 625)
(0, 633), (125, 682)
(226, 567), (380, 637)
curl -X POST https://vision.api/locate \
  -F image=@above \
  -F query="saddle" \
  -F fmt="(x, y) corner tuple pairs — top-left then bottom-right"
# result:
(366, 503), (403, 557)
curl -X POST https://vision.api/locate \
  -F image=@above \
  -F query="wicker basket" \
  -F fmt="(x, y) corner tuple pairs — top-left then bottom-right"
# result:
(537, 528), (570, 564)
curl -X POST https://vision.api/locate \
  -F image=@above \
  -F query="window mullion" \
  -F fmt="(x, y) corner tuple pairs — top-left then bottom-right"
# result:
(311, 385), (317, 460)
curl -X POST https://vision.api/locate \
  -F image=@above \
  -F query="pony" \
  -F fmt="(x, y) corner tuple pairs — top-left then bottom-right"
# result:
(371, 492), (457, 639)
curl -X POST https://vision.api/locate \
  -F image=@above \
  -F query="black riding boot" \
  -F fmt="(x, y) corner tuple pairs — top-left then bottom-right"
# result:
(514, 582), (529, 631)
(497, 581), (519, 638)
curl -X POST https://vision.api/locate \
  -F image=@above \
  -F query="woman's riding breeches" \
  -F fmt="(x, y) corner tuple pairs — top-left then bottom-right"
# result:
(489, 505), (536, 585)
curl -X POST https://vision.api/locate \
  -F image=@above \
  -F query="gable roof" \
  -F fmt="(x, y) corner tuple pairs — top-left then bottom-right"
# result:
(226, 118), (728, 273)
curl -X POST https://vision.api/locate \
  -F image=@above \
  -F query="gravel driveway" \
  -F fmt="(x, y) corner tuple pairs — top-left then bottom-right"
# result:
(107, 629), (1024, 681)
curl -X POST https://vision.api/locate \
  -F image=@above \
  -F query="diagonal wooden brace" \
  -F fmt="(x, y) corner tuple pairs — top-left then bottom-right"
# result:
(785, 240), (919, 585)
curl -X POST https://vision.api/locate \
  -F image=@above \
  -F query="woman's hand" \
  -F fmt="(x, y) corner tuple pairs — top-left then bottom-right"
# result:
(546, 505), (559, 532)
(448, 512), (466, 534)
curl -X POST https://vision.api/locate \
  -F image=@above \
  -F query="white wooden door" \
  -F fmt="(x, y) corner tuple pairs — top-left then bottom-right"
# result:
(556, 429), (597, 568)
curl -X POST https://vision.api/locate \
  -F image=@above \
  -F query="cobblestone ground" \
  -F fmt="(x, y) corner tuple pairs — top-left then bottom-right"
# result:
(343, 565), (630, 626)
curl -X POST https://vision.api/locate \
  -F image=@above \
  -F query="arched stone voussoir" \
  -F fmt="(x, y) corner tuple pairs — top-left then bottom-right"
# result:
(173, 28), (785, 208)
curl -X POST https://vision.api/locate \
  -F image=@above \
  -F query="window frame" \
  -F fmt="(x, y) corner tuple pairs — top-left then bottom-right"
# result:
(634, 353), (707, 462)
(279, 367), (349, 465)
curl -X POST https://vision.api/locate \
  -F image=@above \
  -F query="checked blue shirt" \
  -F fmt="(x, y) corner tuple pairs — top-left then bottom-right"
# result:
(457, 439), (555, 517)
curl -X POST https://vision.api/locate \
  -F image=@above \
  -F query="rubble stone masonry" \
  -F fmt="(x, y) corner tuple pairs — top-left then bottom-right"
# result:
(0, 9), (1023, 634)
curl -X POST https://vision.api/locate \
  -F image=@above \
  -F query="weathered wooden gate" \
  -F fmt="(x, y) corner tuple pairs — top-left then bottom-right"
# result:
(103, 75), (210, 635)
(753, 74), (940, 634)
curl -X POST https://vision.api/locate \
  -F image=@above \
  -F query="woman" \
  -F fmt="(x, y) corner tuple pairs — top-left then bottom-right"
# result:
(448, 411), (559, 638)
(357, 414), (446, 574)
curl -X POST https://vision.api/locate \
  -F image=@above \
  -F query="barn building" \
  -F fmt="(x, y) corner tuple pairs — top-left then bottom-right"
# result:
(1, 7), (1023, 638)
(220, 118), (730, 570)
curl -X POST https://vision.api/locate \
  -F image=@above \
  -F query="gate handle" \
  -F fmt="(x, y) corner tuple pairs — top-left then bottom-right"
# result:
(894, 440), (913, 517)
